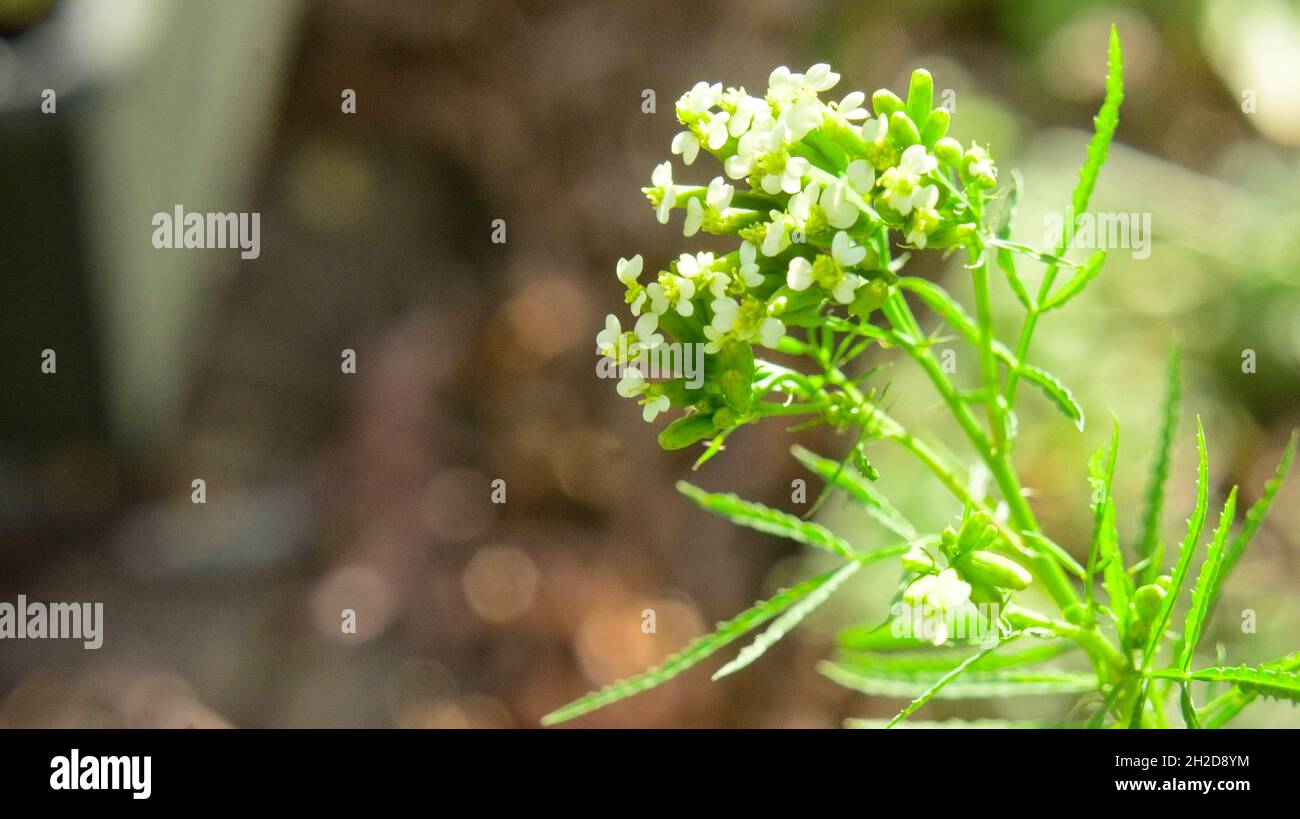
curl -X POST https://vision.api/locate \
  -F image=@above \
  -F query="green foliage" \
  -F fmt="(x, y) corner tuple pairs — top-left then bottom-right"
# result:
(1136, 347), (1181, 585)
(676, 481), (858, 558)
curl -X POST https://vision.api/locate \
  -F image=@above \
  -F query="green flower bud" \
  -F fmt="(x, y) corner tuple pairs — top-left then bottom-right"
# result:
(921, 108), (950, 146)
(906, 69), (933, 127)
(888, 110), (921, 148)
(901, 546), (937, 574)
(871, 88), (904, 119)
(1133, 583), (1167, 623)
(657, 412), (716, 450)
(959, 550), (1033, 591)
(1156, 574), (1172, 592)
(848, 277), (889, 318)
(933, 137), (963, 165)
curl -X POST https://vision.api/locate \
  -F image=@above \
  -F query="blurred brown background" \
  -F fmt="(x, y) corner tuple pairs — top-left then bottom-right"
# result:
(1, 0), (1297, 727)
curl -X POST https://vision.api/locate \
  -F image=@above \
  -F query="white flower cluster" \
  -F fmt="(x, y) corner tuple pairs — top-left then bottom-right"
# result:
(599, 62), (997, 426)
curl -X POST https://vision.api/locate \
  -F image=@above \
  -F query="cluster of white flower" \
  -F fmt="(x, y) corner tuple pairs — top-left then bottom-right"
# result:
(599, 63), (998, 429)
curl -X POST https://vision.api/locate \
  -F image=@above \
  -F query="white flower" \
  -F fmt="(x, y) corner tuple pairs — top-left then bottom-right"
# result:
(616, 366), (646, 398)
(761, 155), (809, 195)
(709, 297), (739, 333)
(737, 241), (764, 288)
(778, 97), (823, 141)
(760, 214), (789, 256)
(728, 93), (771, 137)
(646, 274), (695, 317)
(676, 251), (715, 282)
(834, 90), (869, 121)
(616, 255), (643, 285)
(683, 198), (705, 237)
(859, 116), (887, 143)
(846, 159), (876, 194)
(651, 162), (677, 223)
(671, 131), (700, 165)
(787, 180), (820, 221)
(616, 367), (670, 422)
(803, 63), (840, 92)
(759, 316), (786, 348)
(819, 180), (858, 229)
(632, 312), (663, 351)
(900, 144), (939, 176)
(704, 111), (731, 150)
(830, 273), (863, 304)
(831, 230), (867, 267)
(880, 148), (938, 216)
(678, 81), (722, 116)
(706, 177), (734, 210)
(786, 257), (814, 291)
(640, 394), (670, 422)
(596, 313), (623, 357)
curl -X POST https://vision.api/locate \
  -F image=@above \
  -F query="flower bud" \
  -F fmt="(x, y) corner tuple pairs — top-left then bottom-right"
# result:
(901, 546), (937, 574)
(871, 89), (904, 119)
(1133, 583), (1167, 623)
(959, 550), (1032, 591)
(906, 69), (933, 126)
(657, 412), (716, 450)
(933, 137), (963, 165)
(888, 110), (921, 148)
(921, 109), (950, 146)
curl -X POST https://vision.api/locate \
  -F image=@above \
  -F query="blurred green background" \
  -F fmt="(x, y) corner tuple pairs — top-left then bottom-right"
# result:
(0, 0), (1296, 727)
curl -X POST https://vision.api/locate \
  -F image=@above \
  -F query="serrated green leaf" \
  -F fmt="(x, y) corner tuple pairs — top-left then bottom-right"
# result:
(1199, 651), (1300, 727)
(541, 567), (848, 725)
(1042, 249), (1106, 312)
(1098, 421), (1132, 634)
(712, 560), (862, 681)
(820, 662), (1097, 701)
(676, 481), (857, 558)
(790, 445), (917, 539)
(1020, 364), (1085, 430)
(1142, 418), (1210, 669)
(1158, 665), (1300, 705)
(1136, 347), (1181, 585)
(1064, 25), (1124, 247)
(1178, 487), (1237, 671)
(885, 643), (1002, 727)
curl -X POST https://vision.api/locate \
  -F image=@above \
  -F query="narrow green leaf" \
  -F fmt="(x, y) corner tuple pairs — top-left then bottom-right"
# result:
(1199, 651), (1300, 727)
(1042, 249), (1106, 312)
(1178, 487), (1237, 672)
(712, 560), (862, 681)
(837, 640), (1074, 675)
(541, 567), (848, 725)
(1066, 25), (1124, 244)
(1018, 364), (1085, 430)
(820, 662), (1096, 701)
(886, 643), (1002, 727)
(1136, 347), (1181, 585)
(1142, 418), (1210, 669)
(1157, 665), (1300, 705)
(791, 445), (917, 539)
(676, 481), (857, 558)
